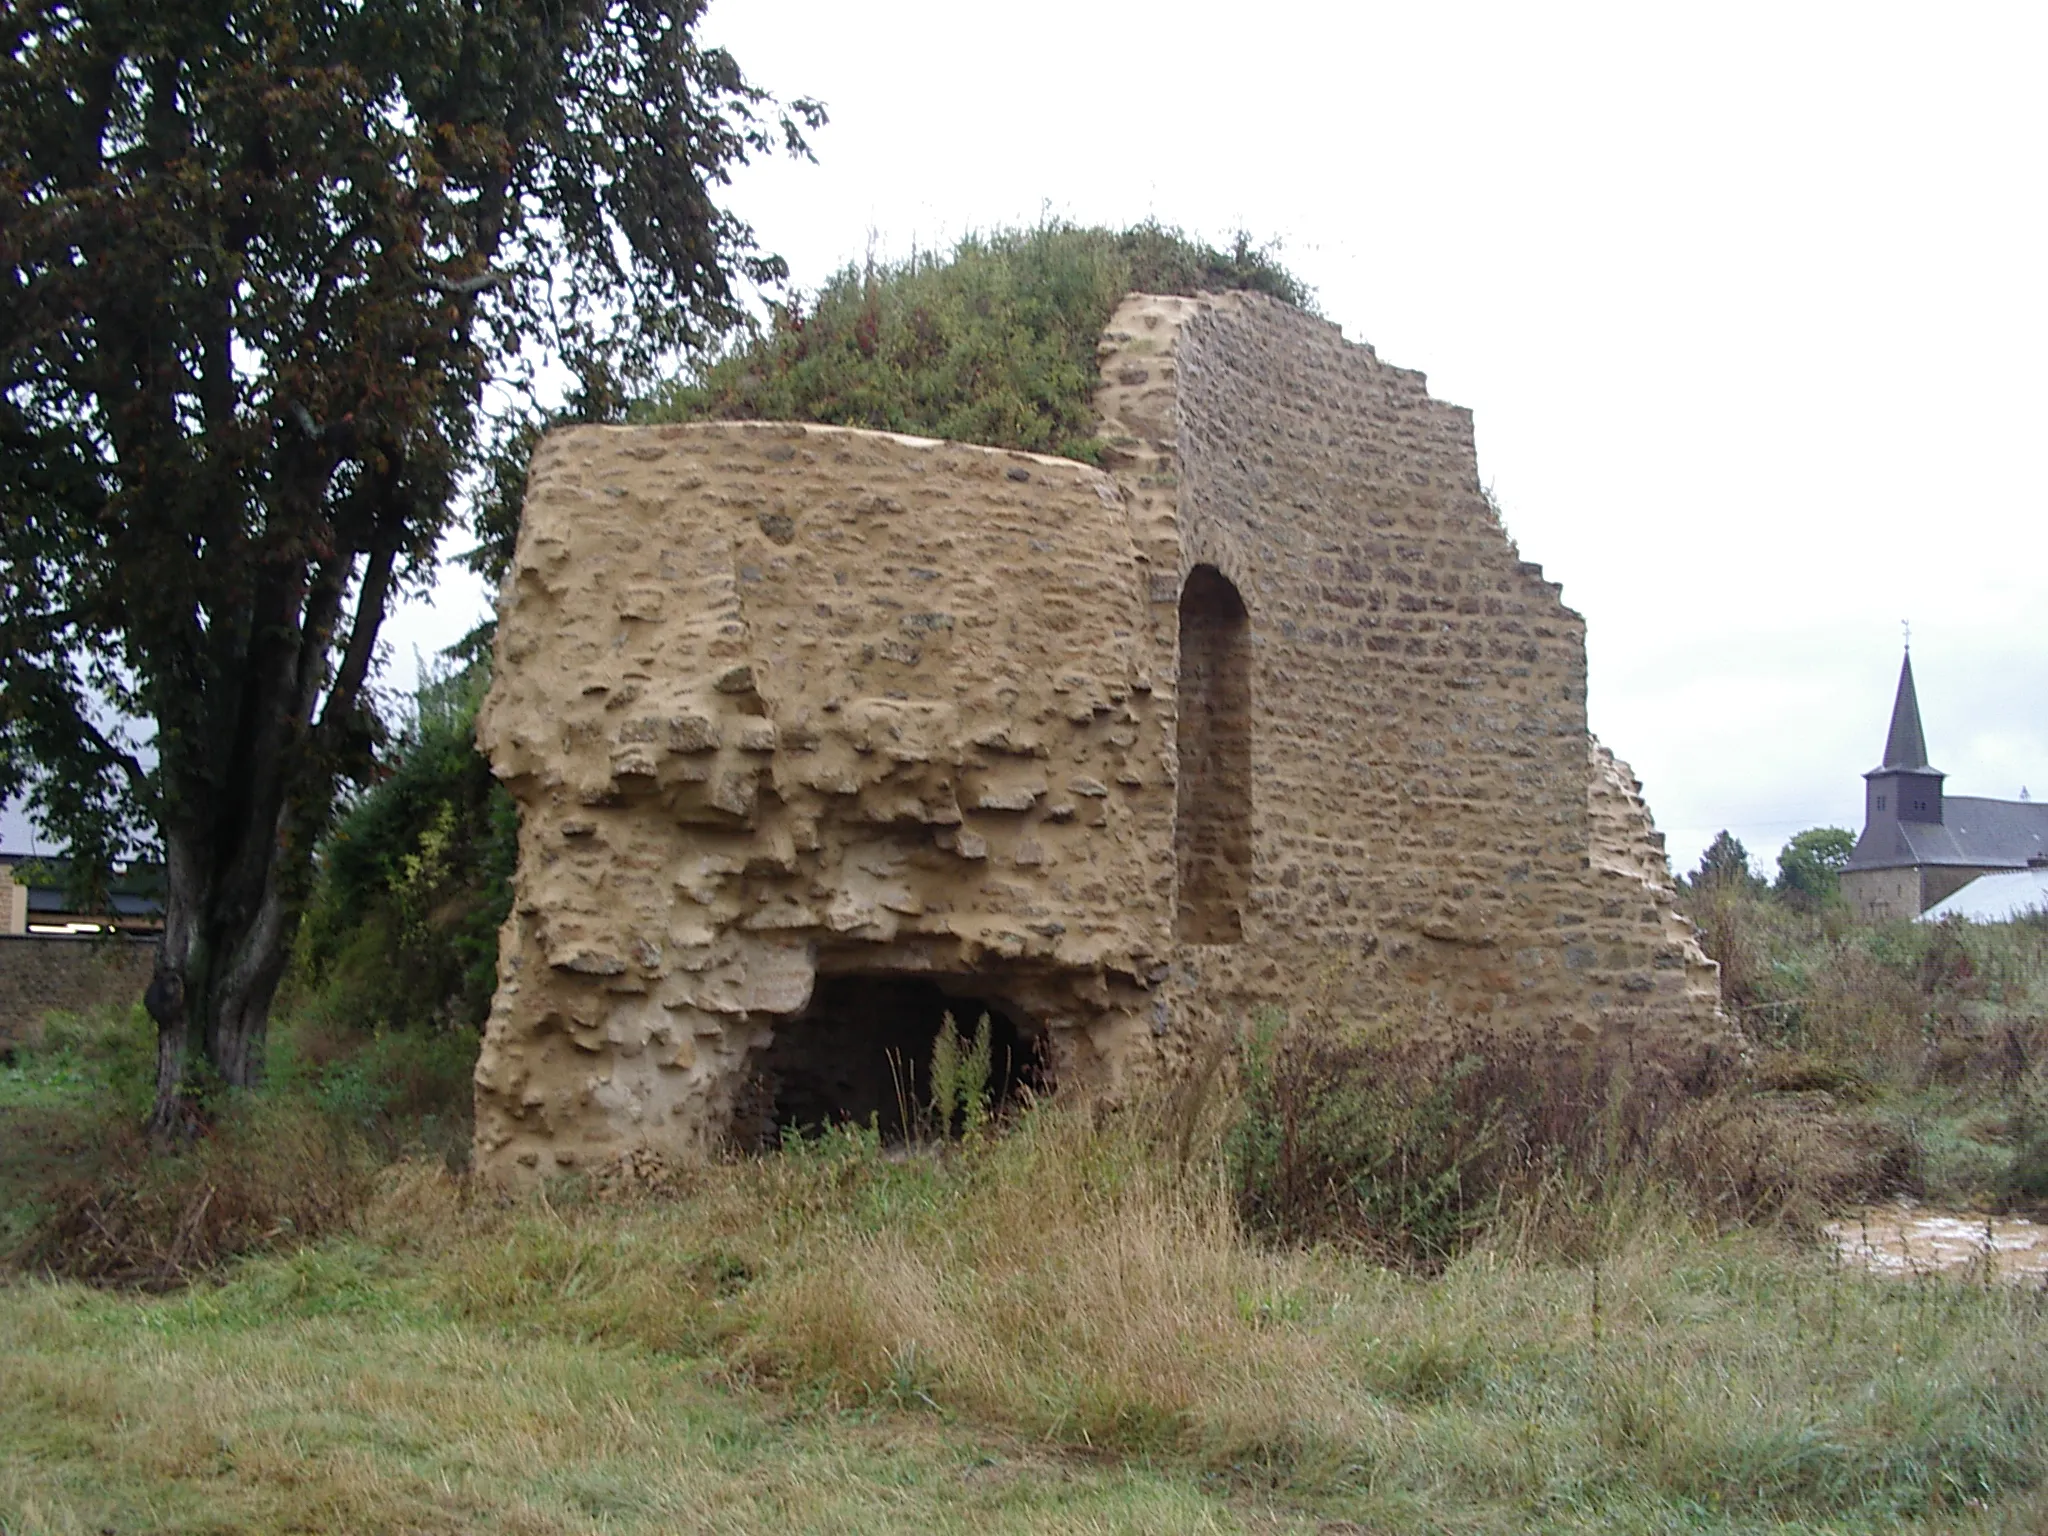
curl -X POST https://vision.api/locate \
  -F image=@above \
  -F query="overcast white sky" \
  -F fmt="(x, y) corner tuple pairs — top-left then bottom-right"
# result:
(9, 0), (2042, 878)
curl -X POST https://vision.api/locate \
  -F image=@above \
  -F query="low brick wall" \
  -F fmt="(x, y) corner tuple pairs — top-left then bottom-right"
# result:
(0, 935), (157, 1043)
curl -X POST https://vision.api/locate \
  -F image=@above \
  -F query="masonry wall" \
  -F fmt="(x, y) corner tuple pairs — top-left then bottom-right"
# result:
(0, 874), (27, 935)
(1840, 866), (1925, 922)
(1095, 293), (1724, 1060)
(0, 935), (155, 1044)
(474, 423), (1176, 1178)
(1843, 863), (2008, 921)
(476, 297), (1728, 1178)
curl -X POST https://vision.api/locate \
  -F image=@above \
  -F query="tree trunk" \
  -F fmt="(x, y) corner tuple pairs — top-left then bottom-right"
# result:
(145, 812), (299, 1137)
(137, 455), (400, 1142)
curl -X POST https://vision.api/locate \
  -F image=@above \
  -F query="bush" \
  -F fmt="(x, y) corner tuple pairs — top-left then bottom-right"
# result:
(2008, 1089), (2048, 1208)
(4, 1002), (469, 1284)
(287, 659), (514, 1038)
(1225, 1012), (1696, 1265)
(1678, 877), (2048, 1210)
(13, 1098), (375, 1289)
(1682, 879), (2048, 1087)
(1221, 1007), (1932, 1262)
(269, 1018), (479, 1163)
(640, 221), (1311, 463)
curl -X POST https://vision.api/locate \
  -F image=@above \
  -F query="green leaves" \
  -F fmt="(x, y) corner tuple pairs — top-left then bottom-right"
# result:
(639, 221), (1309, 467)
(289, 661), (513, 1033)
(0, 0), (814, 1099)
(1775, 826), (1856, 911)
(1, 0), (815, 867)
(924, 1010), (995, 1141)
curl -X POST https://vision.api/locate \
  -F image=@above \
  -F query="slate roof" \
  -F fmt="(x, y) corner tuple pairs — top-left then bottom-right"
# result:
(1847, 796), (2048, 871)
(1873, 652), (1936, 773)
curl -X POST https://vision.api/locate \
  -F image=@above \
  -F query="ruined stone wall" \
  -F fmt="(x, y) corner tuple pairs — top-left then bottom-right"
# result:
(475, 297), (1727, 1179)
(474, 423), (1175, 1178)
(1587, 740), (1724, 1020)
(1096, 292), (1724, 1058)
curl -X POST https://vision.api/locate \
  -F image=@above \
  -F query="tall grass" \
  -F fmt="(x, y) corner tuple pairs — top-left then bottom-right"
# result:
(5, 1003), (469, 1286)
(1224, 1009), (1912, 1262)
(1684, 885), (2048, 1208)
(346, 1099), (2048, 1526)
(8, 995), (2048, 1527)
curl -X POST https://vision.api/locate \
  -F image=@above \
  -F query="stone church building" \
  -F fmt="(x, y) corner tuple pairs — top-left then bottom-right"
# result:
(472, 292), (1728, 1180)
(1840, 653), (2048, 920)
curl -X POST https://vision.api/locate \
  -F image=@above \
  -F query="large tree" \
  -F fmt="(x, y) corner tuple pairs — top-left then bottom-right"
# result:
(1775, 825), (1855, 912)
(0, 0), (820, 1134)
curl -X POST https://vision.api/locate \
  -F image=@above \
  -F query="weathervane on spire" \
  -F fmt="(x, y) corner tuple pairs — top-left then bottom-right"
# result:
(1902, 618), (1911, 652)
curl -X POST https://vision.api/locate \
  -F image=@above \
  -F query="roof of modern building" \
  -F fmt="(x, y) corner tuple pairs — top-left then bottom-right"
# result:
(1848, 796), (2048, 871)
(0, 853), (165, 919)
(1921, 866), (2048, 923)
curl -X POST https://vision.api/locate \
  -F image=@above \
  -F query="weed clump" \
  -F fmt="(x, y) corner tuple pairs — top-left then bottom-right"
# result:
(1682, 876), (2048, 1209)
(641, 221), (1311, 463)
(920, 1009), (995, 1141)
(1219, 1011), (1866, 1264)
(15, 1100), (375, 1289)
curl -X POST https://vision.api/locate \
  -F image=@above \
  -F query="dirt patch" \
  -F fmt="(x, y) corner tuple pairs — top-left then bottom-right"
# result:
(1825, 1202), (2048, 1285)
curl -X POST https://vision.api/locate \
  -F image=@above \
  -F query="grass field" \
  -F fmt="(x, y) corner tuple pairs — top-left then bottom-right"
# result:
(8, 1208), (2043, 1535)
(7, 901), (2048, 1536)
(6, 1046), (2048, 1532)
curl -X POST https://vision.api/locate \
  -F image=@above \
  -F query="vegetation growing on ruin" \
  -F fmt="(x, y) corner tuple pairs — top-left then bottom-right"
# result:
(639, 222), (1313, 463)
(468, 222), (1311, 584)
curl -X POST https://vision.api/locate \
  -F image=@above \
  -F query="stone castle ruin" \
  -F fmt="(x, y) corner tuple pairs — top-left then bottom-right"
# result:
(473, 292), (1726, 1180)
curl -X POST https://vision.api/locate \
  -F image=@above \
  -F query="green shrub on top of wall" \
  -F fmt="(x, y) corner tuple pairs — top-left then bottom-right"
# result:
(638, 222), (1312, 463)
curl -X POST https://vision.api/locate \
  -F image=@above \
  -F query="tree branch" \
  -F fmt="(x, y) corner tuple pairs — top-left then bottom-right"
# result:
(75, 711), (149, 794)
(292, 553), (350, 728)
(414, 266), (509, 296)
(317, 523), (398, 738)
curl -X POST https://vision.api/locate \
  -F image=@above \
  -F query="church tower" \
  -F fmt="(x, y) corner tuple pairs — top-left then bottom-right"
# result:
(1842, 643), (2048, 920)
(1862, 650), (1945, 830)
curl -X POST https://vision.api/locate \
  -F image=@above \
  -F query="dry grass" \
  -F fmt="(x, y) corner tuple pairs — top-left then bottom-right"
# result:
(1219, 1012), (1890, 1262)
(10, 933), (2048, 1531)
(12, 1099), (376, 1289)
(5, 1095), (2047, 1531)
(340, 1102), (2048, 1528)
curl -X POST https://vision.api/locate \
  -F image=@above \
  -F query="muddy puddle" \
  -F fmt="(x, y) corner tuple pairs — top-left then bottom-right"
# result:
(1824, 1202), (2048, 1284)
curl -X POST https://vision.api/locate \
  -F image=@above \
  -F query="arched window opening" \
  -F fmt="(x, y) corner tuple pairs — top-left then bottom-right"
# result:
(1174, 565), (1252, 943)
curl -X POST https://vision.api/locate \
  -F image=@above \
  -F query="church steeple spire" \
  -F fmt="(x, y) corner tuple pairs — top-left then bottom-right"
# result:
(1879, 650), (1933, 771)
(1864, 647), (1944, 825)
